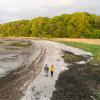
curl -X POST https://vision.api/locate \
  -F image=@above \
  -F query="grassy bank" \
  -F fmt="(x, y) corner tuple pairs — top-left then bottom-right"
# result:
(61, 41), (100, 64)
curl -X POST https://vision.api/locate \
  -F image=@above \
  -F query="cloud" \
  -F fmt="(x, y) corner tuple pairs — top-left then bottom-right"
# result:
(0, 0), (99, 23)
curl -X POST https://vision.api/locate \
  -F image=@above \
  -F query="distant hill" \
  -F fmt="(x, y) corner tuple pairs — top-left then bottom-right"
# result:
(0, 12), (100, 38)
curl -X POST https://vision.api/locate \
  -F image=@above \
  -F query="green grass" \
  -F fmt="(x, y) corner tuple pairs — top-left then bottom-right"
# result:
(62, 51), (86, 63)
(61, 41), (100, 64)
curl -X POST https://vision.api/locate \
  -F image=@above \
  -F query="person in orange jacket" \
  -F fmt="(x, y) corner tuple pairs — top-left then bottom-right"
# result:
(50, 65), (55, 77)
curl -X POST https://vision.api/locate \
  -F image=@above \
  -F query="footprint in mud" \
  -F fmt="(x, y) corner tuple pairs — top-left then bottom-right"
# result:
(34, 91), (41, 100)
(57, 59), (60, 61)
(44, 86), (47, 88)
(32, 87), (35, 91)
(44, 95), (47, 97)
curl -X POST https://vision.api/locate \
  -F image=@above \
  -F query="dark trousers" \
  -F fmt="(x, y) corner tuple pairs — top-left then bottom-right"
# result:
(51, 71), (54, 77)
(45, 71), (49, 77)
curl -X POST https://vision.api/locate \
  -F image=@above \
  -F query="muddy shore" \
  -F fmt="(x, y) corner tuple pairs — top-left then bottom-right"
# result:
(0, 39), (46, 100)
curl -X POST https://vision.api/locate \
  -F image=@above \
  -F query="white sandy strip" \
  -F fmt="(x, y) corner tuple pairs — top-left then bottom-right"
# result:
(21, 40), (92, 100)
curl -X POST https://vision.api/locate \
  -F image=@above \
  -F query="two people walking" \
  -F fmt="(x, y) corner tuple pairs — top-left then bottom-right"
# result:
(44, 64), (55, 77)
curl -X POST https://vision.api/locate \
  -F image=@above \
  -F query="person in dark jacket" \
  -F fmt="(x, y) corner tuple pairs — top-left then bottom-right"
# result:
(44, 64), (49, 77)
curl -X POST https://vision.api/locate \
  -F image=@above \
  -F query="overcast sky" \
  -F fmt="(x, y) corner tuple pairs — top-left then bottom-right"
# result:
(0, 0), (100, 23)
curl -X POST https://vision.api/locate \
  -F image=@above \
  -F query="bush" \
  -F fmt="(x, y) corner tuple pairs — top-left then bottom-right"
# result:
(51, 64), (100, 100)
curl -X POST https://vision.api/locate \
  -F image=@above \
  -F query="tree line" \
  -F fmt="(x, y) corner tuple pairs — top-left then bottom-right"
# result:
(0, 12), (100, 38)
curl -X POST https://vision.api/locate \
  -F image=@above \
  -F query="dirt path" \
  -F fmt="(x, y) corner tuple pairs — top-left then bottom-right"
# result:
(21, 40), (92, 100)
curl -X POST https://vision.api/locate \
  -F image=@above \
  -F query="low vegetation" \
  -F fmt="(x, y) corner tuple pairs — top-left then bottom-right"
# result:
(0, 12), (100, 38)
(0, 41), (3, 44)
(9, 42), (31, 47)
(51, 64), (100, 100)
(61, 41), (100, 64)
(62, 51), (87, 63)
(6, 47), (20, 50)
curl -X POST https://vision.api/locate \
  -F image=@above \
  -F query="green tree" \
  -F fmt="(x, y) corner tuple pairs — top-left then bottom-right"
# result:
(0, 12), (99, 38)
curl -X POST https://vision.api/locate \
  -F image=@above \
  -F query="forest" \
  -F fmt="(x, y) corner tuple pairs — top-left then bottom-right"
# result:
(0, 12), (100, 38)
